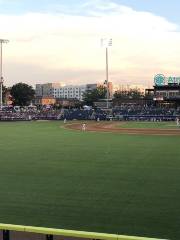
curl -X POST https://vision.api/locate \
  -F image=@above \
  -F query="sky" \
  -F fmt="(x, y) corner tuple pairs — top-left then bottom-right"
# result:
(1, 0), (180, 87)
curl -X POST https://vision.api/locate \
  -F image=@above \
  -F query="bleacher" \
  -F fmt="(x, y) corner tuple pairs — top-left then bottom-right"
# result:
(0, 105), (179, 121)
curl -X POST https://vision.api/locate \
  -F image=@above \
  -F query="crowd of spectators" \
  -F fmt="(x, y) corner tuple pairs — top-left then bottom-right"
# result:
(0, 105), (180, 121)
(112, 105), (180, 121)
(0, 106), (109, 121)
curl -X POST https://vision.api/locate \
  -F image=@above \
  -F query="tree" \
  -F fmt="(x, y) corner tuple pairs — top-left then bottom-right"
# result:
(10, 83), (35, 106)
(83, 86), (106, 105)
(114, 89), (144, 100)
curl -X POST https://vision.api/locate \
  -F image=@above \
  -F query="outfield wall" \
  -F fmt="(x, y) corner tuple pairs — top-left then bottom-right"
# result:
(0, 223), (167, 240)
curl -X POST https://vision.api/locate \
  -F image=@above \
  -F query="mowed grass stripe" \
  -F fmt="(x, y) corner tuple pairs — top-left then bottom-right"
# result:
(118, 121), (178, 129)
(0, 121), (179, 239)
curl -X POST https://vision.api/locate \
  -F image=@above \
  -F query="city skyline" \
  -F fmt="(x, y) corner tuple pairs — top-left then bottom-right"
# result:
(1, 0), (180, 87)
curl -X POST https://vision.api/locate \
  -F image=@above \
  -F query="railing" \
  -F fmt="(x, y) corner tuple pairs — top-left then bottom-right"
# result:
(0, 223), (167, 240)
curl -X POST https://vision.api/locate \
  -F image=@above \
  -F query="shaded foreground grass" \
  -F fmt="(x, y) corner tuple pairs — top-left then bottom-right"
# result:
(0, 121), (179, 239)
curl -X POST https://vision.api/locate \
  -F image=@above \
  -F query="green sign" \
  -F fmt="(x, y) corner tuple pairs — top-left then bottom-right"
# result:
(154, 74), (165, 86)
(154, 74), (180, 86)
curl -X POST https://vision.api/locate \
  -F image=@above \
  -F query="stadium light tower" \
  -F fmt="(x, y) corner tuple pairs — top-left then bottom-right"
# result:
(0, 39), (9, 109)
(101, 38), (112, 109)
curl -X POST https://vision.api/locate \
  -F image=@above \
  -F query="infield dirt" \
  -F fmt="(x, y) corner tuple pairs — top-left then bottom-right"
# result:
(66, 121), (180, 136)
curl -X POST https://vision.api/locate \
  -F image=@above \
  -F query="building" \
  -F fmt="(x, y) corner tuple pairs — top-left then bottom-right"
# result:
(107, 82), (113, 98)
(35, 82), (113, 104)
(35, 83), (62, 97)
(145, 74), (180, 107)
(4, 88), (13, 105)
(52, 85), (86, 101)
(152, 85), (180, 107)
(86, 84), (99, 91)
(35, 96), (56, 106)
(36, 83), (87, 101)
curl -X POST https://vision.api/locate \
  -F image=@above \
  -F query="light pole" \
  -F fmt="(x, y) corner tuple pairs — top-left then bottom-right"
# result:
(101, 38), (112, 109)
(0, 39), (9, 109)
(106, 46), (109, 109)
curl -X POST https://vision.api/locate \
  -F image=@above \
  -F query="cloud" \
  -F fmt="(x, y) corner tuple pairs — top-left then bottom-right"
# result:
(0, 0), (180, 87)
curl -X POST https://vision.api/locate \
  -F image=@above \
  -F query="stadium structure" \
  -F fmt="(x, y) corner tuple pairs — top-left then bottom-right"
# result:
(146, 74), (180, 107)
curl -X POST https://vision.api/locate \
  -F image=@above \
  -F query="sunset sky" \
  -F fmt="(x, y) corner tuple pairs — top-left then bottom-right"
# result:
(1, 0), (180, 87)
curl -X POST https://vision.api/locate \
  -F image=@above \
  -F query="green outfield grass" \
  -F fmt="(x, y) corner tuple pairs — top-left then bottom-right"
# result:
(0, 121), (180, 239)
(119, 121), (178, 129)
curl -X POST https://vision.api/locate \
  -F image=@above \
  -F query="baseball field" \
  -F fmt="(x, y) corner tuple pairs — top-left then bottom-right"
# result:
(0, 121), (180, 240)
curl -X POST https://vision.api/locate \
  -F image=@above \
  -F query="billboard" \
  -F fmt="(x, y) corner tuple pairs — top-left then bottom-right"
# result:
(154, 74), (180, 86)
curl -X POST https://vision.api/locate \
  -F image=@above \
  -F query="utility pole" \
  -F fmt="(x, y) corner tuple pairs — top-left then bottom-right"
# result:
(0, 39), (9, 109)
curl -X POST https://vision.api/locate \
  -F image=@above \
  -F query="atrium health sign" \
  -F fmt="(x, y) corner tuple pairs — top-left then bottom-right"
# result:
(154, 74), (180, 86)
